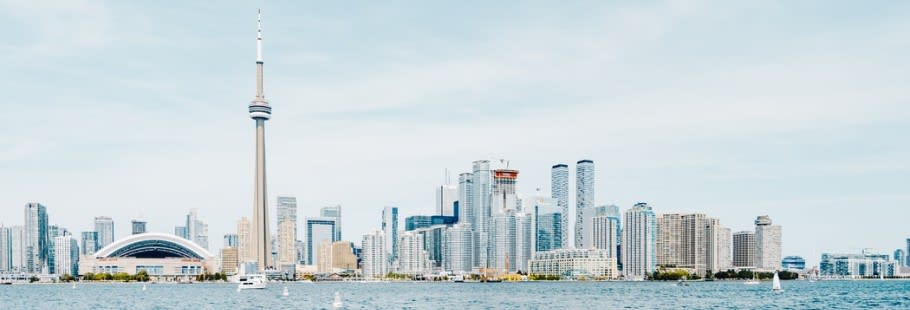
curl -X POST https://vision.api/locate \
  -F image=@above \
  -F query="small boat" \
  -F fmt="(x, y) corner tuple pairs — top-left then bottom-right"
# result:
(744, 272), (760, 285)
(237, 274), (267, 290)
(282, 286), (289, 297)
(452, 275), (465, 283)
(772, 272), (782, 292)
(332, 291), (343, 308)
(142, 284), (147, 291)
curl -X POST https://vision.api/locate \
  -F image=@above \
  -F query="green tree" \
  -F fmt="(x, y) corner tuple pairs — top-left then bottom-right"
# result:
(82, 273), (95, 281)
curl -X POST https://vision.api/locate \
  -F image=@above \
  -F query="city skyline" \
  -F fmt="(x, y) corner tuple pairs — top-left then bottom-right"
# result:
(2, 1), (909, 271)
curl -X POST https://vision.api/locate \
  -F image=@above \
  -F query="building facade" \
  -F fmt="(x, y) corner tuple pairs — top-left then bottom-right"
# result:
(472, 160), (492, 269)
(276, 196), (298, 266)
(575, 160), (595, 249)
(550, 164), (569, 250)
(320, 205), (342, 241)
(382, 207), (399, 266)
(591, 215), (619, 258)
(820, 251), (897, 277)
(457, 173), (474, 229)
(53, 235), (79, 276)
(732, 231), (755, 268)
(529, 249), (618, 280)
(306, 217), (338, 265)
(754, 215), (782, 271)
(131, 220), (147, 235)
(444, 224), (474, 273)
(361, 231), (387, 279)
(26, 203), (49, 274)
(622, 203), (656, 279)
(237, 217), (252, 263)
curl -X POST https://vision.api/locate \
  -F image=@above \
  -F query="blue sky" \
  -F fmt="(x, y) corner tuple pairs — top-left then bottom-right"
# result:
(1, 0), (908, 267)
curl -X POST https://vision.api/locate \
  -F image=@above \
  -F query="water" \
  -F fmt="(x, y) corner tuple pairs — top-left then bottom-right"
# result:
(2, 280), (909, 309)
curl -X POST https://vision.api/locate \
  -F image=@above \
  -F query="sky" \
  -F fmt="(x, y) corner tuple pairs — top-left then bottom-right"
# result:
(1, 0), (908, 268)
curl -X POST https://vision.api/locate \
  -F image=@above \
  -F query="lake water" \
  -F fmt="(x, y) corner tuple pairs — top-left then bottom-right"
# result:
(2, 280), (909, 309)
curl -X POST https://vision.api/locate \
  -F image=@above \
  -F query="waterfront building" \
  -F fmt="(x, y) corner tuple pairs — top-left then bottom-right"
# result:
(472, 160), (492, 268)
(412, 225), (447, 270)
(237, 217), (252, 262)
(221, 247), (239, 274)
(174, 226), (188, 239)
(320, 205), (342, 241)
(905, 238), (909, 267)
(361, 231), (387, 279)
(382, 206), (399, 265)
(9, 226), (25, 273)
(397, 231), (430, 275)
(131, 220), (147, 235)
(0, 226), (10, 272)
(531, 196), (561, 252)
(529, 249), (618, 280)
(306, 217), (338, 265)
(820, 250), (898, 277)
(656, 213), (710, 275)
(79, 233), (215, 277)
(444, 224), (474, 273)
(705, 220), (732, 274)
(248, 10), (274, 271)
(551, 164), (569, 249)
(47, 225), (69, 274)
(458, 172), (474, 228)
(53, 235), (79, 276)
(622, 203), (656, 279)
(276, 196), (298, 266)
(575, 160), (595, 249)
(733, 231), (755, 267)
(592, 215), (619, 258)
(754, 215), (782, 271)
(330, 241), (358, 271)
(781, 256), (805, 270)
(26, 203), (49, 274)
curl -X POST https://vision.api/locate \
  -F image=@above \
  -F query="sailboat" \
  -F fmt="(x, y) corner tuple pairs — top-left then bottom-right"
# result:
(772, 272), (782, 292)
(282, 286), (289, 297)
(744, 272), (760, 285)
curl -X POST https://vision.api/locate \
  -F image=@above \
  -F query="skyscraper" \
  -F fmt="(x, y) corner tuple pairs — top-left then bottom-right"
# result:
(733, 231), (755, 267)
(224, 234), (239, 248)
(532, 196), (562, 252)
(306, 217), (338, 265)
(491, 169), (520, 212)
(622, 202), (656, 280)
(237, 217), (252, 263)
(53, 235), (79, 276)
(396, 231), (429, 275)
(361, 230), (387, 279)
(444, 224), (474, 273)
(80, 231), (98, 257)
(382, 206), (399, 265)
(0, 226), (10, 272)
(320, 205), (342, 241)
(592, 215), (620, 258)
(906, 238), (910, 267)
(276, 196), (297, 265)
(705, 219), (732, 274)
(436, 177), (458, 217)
(457, 173), (474, 228)
(174, 226), (188, 239)
(186, 209), (209, 250)
(10, 226), (25, 273)
(94, 216), (114, 250)
(249, 9), (273, 271)
(131, 220), (147, 235)
(25, 203), (49, 273)
(472, 160), (491, 268)
(550, 164), (569, 249)
(754, 215), (782, 271)
(575, 160), (595, 248)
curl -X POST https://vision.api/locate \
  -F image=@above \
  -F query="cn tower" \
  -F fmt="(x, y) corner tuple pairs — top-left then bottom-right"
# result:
(249, 9), (272, 270)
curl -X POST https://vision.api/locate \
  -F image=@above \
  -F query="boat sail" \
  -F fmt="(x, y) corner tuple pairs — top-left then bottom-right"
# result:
(772, 272), (782, 292)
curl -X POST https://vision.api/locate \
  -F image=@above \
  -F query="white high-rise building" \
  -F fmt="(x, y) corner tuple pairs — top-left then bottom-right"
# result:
(575, 160), (595, 249)
(622, 203), (656, 279)
(0, 226), (10, 272)
(490, 212), (516, 273)
(361, 231), (387, 279)
(705, 219), (732, 274)
(592, 216), (619, 258)
(472, 160), (491, 268)
(26, 203), (49, 274)
(53, 235), (79, 276)
(457, 173), (474, 228)
(550, 164), (569, 249)
(185, 210), (209, 250)
(397, 231), (429, 275)
(10, 226), (25, 273)
(444, 224), (474, 273)
(514, 212), (534, 273)
(93, 216), (114, 251)
(754, 215), (782, 271)
(276, 196), (297, 265)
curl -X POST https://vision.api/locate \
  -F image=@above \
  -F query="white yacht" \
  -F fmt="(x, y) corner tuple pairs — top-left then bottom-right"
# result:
(237, 274), (267, 290)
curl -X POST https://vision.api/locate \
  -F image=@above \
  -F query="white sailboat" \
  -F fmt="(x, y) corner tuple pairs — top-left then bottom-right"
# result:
(744, 272), (760, 285)
(772, 272), (782, 292)
(282, 286), (289, 297)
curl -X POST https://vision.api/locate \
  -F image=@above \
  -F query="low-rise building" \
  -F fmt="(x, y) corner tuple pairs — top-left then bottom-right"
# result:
(529, 249), (618, 279)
